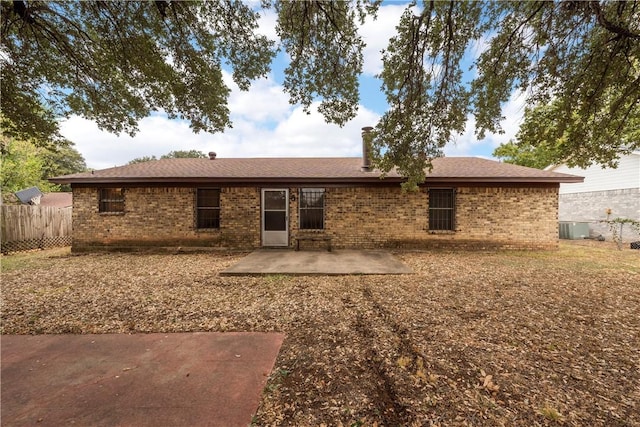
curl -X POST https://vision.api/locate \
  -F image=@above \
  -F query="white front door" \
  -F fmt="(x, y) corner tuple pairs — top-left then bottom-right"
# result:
(261, 189), (289, 247)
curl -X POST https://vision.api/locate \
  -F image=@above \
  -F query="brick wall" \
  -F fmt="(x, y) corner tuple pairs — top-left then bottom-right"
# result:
(71, 184), (559, 252)
(321, 186), (558, 250)
(453, 186), (558, 249)
(72, 186), (260, 251)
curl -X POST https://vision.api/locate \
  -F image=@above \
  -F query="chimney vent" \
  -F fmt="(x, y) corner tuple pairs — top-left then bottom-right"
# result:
(361, 126), (373, 172)
(208, 152), (217, 160)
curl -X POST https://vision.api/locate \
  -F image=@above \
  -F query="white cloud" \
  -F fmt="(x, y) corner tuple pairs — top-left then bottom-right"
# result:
(444, 90), (527, 158)
(60, 73), (380, 169)
(468, 33), (493, 61)
(60, 81), (525, 168)
(360, 3), (414, 76)
(499, 90), (528, 143)
(256, 8), (279, 42)
(224, 72), (290, 123)
(214, 105), (379, 159)
(60, 115), (214, 170)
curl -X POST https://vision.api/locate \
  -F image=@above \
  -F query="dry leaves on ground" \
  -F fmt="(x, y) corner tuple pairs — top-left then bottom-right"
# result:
(1, 241), (639, 426)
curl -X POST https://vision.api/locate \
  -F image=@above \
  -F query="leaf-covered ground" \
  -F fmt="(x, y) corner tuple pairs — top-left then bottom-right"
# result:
(1, 242), (638, 426)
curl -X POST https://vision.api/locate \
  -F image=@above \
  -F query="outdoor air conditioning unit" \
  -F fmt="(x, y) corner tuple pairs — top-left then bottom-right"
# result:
(559, 221), (590, 240)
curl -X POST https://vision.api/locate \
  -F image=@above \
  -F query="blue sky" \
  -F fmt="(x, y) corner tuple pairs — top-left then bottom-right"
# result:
(60, 2), (526, 170)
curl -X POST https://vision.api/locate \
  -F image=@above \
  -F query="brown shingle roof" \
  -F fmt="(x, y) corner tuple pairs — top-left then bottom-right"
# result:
(40, 192), (73, 208)
(49, 157), (583, 185)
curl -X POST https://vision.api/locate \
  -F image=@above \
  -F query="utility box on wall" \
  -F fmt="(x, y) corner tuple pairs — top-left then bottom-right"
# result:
(559, 221), (590, 240)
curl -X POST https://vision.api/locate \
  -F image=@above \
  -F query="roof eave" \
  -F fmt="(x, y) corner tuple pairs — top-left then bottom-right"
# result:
(49, 176), (405, 185)
(50, 175), (583, 185)
(425, 176), (584, 184)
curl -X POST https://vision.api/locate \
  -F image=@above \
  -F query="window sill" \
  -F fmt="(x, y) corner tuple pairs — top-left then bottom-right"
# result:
(99, 212), (125, 216)
(428, 230), (456, 235)
(196, 228), (220, 233)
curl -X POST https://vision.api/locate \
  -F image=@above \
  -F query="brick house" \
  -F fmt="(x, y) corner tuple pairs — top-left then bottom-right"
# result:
(50, 134), (582, 252)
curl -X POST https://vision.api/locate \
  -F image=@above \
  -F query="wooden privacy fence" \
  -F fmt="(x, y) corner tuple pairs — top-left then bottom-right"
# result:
(1, 205), (72, 254)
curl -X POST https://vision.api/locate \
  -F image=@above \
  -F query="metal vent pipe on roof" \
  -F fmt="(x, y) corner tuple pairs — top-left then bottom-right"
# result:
(361, 126), (373, 172)
(208, 152), (217, 160)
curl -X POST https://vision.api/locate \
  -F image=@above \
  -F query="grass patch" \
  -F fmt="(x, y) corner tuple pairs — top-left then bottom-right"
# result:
(499, 241), (640, 273)
(1, 247), (70, 272)
(538, 405), (565, 423)
(263, 274), (290, 284)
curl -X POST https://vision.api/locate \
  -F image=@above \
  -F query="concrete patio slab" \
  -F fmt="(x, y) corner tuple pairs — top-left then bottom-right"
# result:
(220, 249), (413, 275)
(1, 332), (285, 427)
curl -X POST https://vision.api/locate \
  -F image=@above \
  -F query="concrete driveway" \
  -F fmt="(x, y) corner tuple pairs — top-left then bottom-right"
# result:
(220, 249), (413, 276)
(1, 332), (284, 427)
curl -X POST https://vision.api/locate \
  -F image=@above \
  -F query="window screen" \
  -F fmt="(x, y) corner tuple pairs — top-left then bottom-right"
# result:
(299, 188), (325, 230)
(99, 188), (125, 213)
(197, 188), (220, 229)
(428, 189), (455, 231)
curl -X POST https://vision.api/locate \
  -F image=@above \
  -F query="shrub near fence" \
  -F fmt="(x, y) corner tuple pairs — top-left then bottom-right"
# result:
(1, 205), (72, 254)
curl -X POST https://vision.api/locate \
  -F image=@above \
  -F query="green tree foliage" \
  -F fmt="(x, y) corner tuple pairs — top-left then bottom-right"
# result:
(1, 0), (274, 142)
(2, 1), (639, 188)
(492, 104), (564, 169)
(1, 136), (87, 195)
(508, 100), (638, 169)
(41, 144), (88, 191)
(375, 1), (487, 188)
(127, 156), (158, 165)
(495, 99), (640, 169)
(127, 149), (207, 165)
(161, 150), (207, 159)
(276, 1), (371, 125)
(376, 1), (640, 188)
(1, 137), (51, 194)
(492, 140), (558, 170)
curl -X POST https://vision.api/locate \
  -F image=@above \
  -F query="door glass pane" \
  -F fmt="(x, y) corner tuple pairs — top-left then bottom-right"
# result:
(265, 211), (286, 231)
(264, 191), (286, 210)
